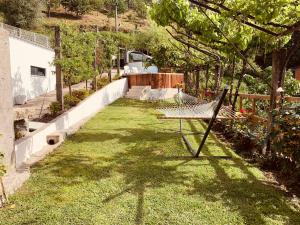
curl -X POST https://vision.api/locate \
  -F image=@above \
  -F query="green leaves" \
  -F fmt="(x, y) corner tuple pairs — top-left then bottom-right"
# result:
(55, 25), (97, 88)
(150, 0), (298, 59)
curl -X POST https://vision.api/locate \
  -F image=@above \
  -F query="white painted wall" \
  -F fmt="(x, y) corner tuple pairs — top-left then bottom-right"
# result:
(9, 37), (56, 103)
(14, 78), (128, 167)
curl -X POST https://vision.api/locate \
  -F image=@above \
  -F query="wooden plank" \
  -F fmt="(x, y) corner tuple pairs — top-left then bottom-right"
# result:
(239, 96), (243, 110)
(238, 93), (300, 102)
(252, 99), (256, 114)
(126, 73), (184, 89)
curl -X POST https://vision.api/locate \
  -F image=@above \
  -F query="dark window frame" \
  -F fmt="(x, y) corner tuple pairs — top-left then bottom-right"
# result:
(31, 66), (46, 77)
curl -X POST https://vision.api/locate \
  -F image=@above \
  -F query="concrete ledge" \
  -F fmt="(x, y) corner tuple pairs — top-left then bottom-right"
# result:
(14, 78), (128, 168)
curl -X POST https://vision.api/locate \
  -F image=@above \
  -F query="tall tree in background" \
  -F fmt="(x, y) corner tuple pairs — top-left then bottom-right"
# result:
(61, 0), (93, 17)
(44, 0), (61, 17)
(3, 0), (42, 29)
(55, 25), (96, 94)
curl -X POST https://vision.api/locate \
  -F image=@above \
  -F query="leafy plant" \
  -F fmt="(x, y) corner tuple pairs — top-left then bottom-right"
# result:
(61, 0), (93, 17)
(271, 106), (300, 164)
(64, 94), (81, 108)
(55, 25), (97, 95)
(49, 101), (62, 116)
(3, 0), (42, 29)
(96, 77), (110, 89)
(72, 89), (90, 100)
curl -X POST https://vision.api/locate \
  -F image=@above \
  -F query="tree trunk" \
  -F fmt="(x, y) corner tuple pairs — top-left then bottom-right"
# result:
(195, 70), (200, 96)
(263, 49), (287, 155)
(68, 85), (72, 96)
(108, 70), (112, 83)
(232, 59), (247, 111)
(205, 64), (209, 90)
(229, 57), (236, 105)
(85, 80), (88, 90)
(47, 5), (51, 18)
(214, 60), (221, 92)
(55, 27), (64, 110)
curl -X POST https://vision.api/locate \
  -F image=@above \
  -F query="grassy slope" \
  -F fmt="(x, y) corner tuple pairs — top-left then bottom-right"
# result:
(1, 99), (299, 225)
(41, 10), (149, 32)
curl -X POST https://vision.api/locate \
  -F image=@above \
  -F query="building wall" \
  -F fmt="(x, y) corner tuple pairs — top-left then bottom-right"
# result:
(9, 37), (56, 103)
(0, 29), (15, 171)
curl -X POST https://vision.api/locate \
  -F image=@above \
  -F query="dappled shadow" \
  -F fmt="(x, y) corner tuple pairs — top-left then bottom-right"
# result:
(185, 120), (300, 224)
(28, 99), (299, 224)
(44, 11), (80, 20)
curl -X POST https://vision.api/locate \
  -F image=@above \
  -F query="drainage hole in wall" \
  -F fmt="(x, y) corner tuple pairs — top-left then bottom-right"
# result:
(48, 139), (55, 145)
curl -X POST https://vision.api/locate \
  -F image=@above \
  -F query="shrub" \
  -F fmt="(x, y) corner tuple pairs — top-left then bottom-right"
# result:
(61, 0), (93, 17)
(3, 0), (42, 29)
(72, 89), (90, 100)
(272, 106), (300, 164)
(64, 94), (81, 108)
(95, 77), (109, 89)
(49, 101), (62, 116)
(271, 106), (300, 164)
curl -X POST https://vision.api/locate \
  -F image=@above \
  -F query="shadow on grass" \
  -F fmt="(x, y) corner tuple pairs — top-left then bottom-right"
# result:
(186, 120), (300, 224)
(31, 100), (299, 225)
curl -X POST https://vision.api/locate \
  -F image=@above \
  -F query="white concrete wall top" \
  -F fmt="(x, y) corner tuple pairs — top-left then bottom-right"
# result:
(9, 37), (56, 103)
(14, 78), (129, 167)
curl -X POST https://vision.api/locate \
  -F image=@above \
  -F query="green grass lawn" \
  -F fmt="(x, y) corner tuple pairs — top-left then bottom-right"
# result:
(1, 99), (299, 225)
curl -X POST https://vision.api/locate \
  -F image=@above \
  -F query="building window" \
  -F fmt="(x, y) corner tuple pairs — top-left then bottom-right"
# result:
(31, 66), (46, 76)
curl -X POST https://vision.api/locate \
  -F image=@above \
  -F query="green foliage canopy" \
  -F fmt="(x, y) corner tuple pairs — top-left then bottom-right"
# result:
(3, 0), (42, 28)
(55, 25), (96, 92)
(150, 0), (300, 57)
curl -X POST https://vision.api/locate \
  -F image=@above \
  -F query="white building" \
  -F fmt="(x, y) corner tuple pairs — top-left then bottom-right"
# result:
(1, 23), (56, 104)
(123, 51), (158, 74)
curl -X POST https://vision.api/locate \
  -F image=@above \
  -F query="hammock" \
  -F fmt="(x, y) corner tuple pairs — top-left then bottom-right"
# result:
(157, 90), (244, 120)
(156, 87), (244, 158)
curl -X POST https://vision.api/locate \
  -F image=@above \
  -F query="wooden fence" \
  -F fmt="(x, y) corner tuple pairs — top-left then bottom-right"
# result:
(126, 73), (184, 89)
(238, 93), (300, 114)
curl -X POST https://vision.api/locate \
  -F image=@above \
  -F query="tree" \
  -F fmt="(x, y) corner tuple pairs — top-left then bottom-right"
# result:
(3, 0), (42, 29)
(55, 25), (96, 94)
(91, 0), (105, 15)
(61, 0), (93, 17)
(44, 0), (61, 17)
(150, 0), (300, 154)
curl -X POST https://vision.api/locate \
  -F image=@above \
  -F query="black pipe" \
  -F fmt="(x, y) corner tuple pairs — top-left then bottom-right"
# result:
(195, 86), (229, 157)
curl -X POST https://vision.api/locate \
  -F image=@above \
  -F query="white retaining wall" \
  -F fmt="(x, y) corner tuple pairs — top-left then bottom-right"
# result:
(14, 78), (128, 167)
(9, 37), (56, 103)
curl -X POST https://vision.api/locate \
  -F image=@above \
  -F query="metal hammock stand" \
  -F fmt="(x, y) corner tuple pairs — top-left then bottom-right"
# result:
(157, 86), (245, 158)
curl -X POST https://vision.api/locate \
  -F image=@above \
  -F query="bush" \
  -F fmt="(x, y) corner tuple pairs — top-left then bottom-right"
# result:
(3, 0), (41, 29)
(271, 106), (300, 164)
(61, 0), (93, 17)
(72, 89), (90, 100)
(64, 94), (81, 108)
(49, 101), (62, 116)
(92, 77), (109, 90)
